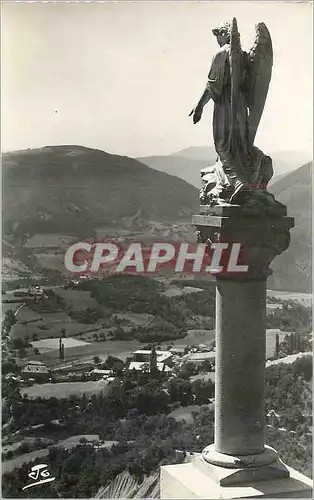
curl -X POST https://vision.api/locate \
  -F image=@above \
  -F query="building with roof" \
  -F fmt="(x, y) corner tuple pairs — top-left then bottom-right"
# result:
(129, 361), (172, 373)
(26, 360), (45, 366)
(128, 348), (173, 374)
(170, 346), (186, 357)
(89, 369), (112, 380)
(21, 363), (50, 382)
(132, 349), (173, 364)
(183, 351), (216, 366)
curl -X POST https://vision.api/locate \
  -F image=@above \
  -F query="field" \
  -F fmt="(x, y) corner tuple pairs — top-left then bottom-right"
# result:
(34, 252), (65, 271)
(172, 329), (215, 347)
(2, 448), (51, 475)
(31, 337), (90, 350)
(267, 289), (312, 307)
(21, 380), (110, 399)
(10, 310), (103, 340)
(114, 312), (153, 326)
(32, 338), (141, 366)
(53, 288), (100, 310)
(161, 285), (204, 298)
(2, 434), (114, 475)
(25, 233), (76, 249)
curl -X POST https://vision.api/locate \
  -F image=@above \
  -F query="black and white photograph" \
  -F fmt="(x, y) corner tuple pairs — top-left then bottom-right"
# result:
(1, 1), (313, 498)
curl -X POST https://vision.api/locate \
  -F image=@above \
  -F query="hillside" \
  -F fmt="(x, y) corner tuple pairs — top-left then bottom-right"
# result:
(137, 147), (217, 188)
(268, 162), (312, 293)
(136, 155), (211, 189)
(2, 145), (198, 240)
(138, 147), (310, 188)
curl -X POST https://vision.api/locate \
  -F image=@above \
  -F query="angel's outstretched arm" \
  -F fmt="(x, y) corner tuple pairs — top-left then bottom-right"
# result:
(190, 50), (228, 123)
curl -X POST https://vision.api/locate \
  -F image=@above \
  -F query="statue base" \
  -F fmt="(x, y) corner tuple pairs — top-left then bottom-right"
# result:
(201, 444), (289, 486)
(199, 202), (287, 217)
(160, 454), (313, 498)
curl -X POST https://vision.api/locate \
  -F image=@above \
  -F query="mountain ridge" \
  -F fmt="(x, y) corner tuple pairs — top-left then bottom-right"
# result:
(2, 145), (312, 292)
(138, 146), (311, 188)
(2, 145), (198, 240)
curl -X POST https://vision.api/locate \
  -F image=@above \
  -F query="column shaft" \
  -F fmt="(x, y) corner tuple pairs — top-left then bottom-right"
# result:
(214, 278), (266, 455)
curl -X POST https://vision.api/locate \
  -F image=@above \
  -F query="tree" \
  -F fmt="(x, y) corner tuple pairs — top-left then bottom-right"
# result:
(61, 328), (67, 338)
(93, 356), (101, 365)
(191, 379), (214, 404)
(2, 359), (20, 375)
(11, 337), (27, 350)
(167, 378), (193, 406)
(275, 333), (280, 358)
(294, 355), (312, 382)
(18, 347), (26, 358)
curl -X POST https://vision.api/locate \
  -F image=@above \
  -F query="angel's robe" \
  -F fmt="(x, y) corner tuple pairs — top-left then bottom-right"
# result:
(206, 44), (249, 181)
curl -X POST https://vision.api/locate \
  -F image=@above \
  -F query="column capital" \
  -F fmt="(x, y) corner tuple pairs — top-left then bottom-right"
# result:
(193, 205), (294, 280)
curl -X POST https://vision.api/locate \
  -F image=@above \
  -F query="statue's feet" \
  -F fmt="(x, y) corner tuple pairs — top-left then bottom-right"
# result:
(229, 182), (251, 205)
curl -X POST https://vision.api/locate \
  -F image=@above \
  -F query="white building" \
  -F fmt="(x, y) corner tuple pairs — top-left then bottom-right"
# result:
(128, 349), (173, 373)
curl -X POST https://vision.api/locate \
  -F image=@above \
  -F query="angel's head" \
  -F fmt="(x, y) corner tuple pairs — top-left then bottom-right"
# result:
(212, 21), (231, 46)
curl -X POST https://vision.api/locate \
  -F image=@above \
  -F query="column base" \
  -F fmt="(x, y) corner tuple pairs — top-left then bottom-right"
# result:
(160, 454), (313, 499)
(202, 444), (278, 469)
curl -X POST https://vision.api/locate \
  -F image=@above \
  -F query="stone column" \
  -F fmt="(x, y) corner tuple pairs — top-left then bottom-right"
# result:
(160, 205), (313, 498)
(193, 205), (294, 475)
(214, 277), (266, 456)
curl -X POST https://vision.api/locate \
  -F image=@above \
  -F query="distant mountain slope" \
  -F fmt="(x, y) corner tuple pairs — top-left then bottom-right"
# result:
(268, 162), (312, 293)
(137, 155), (210, 188)
(138, 147), (310, 188)
(2, 145), (198, 240)
(171, 146), (217, 162)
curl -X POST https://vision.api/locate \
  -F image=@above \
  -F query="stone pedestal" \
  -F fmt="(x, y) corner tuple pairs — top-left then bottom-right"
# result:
(160, 205), (313, 498)
(161, 454), (313, 499)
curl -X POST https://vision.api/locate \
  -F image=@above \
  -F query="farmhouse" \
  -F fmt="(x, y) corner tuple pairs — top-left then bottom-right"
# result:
(132, 349), (173, 364)
(21, 362), (50, 382)
(128, 348), (173, 374)
(89, 369), (112, 380)
(183, 351), (216, 366)
(128, 361), (172, 373)
(170, 346), (186, 357)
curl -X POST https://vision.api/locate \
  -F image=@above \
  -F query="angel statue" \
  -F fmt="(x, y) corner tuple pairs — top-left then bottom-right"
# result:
(190, 18), (283, 211)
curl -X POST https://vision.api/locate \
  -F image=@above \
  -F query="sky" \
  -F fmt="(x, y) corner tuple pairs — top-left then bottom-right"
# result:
(1, 1), (313, 158)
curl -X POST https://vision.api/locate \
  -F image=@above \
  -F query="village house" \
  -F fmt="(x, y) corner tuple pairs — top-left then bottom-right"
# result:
(21, 360), (50, 383)
(128, 348), (173, 374)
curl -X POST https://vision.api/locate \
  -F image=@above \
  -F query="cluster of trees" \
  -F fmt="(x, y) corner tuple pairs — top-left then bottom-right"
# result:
(279, 332), (311, 356)
(265, 356), (312, 434)
(8, 336), (32, 359)
(76, 275), (212, 330)
(2, 357), (20, 376)
(69, 307), (103, 324)
(267, 299), (312, 336)
(265, 426), (312, 479)
(2, 381), (216, 498)
(2, 437), (54, 461)
(2, 410), (211, 498)
(29, 289), (66, 313)
(2, 310), (17, 335)
(2, 352), (312, 497)
(8, 371), (214, 434)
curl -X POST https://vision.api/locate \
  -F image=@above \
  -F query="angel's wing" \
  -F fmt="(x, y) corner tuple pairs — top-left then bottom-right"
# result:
(246, 22), (273, 149)
(229, 17), (247, 173)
